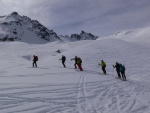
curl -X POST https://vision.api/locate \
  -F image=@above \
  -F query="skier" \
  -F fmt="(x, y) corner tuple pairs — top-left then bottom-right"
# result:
(120, 64), (126, 80)
(60, 55), (66, 68)
(33, 55), (38, 67)
(113, 62), (121, 78)
(99, 60), (106, 74)
(71, 56), (78, 69)
(77, 57), (83, 71)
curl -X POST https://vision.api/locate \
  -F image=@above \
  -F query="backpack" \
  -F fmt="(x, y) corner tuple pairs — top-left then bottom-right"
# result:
(122, 65), (125, 71)
(120, 64), (125, 71)
(35, 56), (38, 61)
(101, 61), (106, 67)
(78, 57), (82, 64)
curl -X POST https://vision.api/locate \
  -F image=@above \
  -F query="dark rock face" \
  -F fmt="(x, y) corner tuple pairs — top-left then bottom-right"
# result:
(70, 31), (98, 41)
(30, 20), (60, 41)
(11, 12), (18, 15)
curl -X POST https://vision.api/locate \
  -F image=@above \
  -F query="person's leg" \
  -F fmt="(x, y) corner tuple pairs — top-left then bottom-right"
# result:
(123, 71), (126, 80)
(103, 66), (106, 74)
(78, 64), (83, 71)
(80, 64), (83, 71)
(62, 61), (66, 68)
(117, 70), (121, 78)
(77, 64), (80, 69)
(74, 63), (77, 69)
(35, 61), (37, 67)
(33, 61), (35, 67)
(102, 67), (106, 74)
(121, 71), (124, 78)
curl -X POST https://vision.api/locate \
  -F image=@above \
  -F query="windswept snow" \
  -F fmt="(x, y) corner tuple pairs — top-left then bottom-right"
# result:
(98, 27), (150, 45)
(0, 27), (150, 113)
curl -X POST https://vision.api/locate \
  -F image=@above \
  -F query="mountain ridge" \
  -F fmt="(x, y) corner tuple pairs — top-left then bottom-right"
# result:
(0, 12), (98, 44)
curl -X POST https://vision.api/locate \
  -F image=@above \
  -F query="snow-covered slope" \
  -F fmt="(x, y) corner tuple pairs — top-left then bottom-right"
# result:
(0, 12), (60, 44)
(98, 27), (150, 45)
(0, 26), (150, 113)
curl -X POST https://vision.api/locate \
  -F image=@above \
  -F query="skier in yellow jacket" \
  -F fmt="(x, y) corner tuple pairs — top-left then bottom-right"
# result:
(99, 60), (106, 74)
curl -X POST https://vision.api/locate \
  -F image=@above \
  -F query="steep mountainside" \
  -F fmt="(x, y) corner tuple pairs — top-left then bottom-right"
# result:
(0, 12), (60, 43)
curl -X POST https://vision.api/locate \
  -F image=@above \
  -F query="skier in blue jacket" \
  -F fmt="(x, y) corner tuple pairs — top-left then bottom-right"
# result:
(120, 64), (126, 80)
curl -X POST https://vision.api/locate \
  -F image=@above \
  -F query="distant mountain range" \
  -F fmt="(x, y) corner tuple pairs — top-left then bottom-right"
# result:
(0, 12), (98, 43)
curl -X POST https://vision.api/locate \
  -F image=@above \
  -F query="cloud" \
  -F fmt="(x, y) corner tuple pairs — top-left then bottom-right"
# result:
(0, 0), (150, 36)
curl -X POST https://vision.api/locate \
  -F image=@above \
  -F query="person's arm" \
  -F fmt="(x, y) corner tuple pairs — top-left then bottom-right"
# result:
(71, 58), (75, 60)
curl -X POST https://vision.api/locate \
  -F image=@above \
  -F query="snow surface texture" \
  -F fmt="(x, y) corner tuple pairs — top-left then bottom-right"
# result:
(0, 27), (150, 113)
(0, 12), (98, 44)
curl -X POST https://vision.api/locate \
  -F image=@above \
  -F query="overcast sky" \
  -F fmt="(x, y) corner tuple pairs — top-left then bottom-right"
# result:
(0, 0), (150, 36)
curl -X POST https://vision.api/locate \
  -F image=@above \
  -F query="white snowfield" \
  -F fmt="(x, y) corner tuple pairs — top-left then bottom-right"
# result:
(0, 27), (150, 113)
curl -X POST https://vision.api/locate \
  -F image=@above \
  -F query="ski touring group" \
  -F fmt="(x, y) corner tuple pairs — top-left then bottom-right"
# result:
(60, 55), (83, 71)
(98, 60), (126, 81)
(32, 55), (126, 81)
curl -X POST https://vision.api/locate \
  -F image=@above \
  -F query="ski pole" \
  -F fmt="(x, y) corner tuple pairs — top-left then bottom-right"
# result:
(59, 59), (60, 67)
(69, 60), (72, 68)
(112, 65), (115, 75)
(97, 64), (100, 74)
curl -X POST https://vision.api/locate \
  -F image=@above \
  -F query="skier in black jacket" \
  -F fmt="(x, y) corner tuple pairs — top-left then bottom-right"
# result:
(71, 56), (78, 69)
(113, 62), (121, 78)
(60, 55), (66, 68)
(33, 55), (38, 67)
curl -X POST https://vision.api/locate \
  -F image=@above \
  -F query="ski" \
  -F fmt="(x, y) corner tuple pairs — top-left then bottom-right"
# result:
(99, 73), (107, 75)
(115, 77), (121, 79)
(115, 77), (127, 81)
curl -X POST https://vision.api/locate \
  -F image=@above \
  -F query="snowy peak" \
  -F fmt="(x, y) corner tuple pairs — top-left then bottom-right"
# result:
(99, 27), (150, 44)
(59, 31), (98, 42)
(115, 30), (134, 36)
(80, 30), (98, 40)
(10, 12), (19, 16)
(8, 12), (20, 19)
(5, 12), (28, 22)
(70, 31), (98, 41)
(0, 12), (60, 43)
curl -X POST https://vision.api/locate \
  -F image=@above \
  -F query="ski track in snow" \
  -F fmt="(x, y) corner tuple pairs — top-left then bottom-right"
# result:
(76, 72), (97, 113)
(0, 71), (150, 113)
